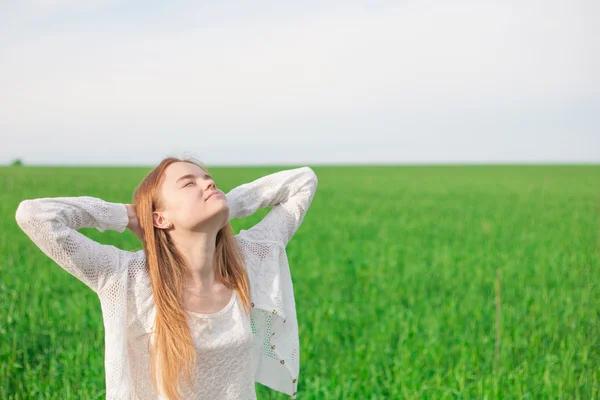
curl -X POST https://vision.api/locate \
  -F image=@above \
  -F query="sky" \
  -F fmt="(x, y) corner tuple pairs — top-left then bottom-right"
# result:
(1, 0), (598, 166)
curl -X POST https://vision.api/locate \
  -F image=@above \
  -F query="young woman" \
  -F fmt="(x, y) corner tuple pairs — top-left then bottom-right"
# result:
(15, 157), (318, 400)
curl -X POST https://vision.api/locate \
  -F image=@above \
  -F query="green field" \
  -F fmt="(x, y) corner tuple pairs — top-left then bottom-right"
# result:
(1, 165), (598, 399)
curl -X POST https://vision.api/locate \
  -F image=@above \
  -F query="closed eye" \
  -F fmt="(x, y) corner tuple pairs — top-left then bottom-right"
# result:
(184, 181), (194, 187)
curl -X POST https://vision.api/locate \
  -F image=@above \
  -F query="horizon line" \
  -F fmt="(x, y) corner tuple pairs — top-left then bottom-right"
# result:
(3, 161), (599, 168)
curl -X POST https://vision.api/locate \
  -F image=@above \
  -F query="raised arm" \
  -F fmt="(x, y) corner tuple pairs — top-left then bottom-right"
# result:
(15, 196), (131, 294)
(225, 166), (318, 247)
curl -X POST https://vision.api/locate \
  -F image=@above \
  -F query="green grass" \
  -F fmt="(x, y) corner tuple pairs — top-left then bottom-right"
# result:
(1, 164), (599, 399)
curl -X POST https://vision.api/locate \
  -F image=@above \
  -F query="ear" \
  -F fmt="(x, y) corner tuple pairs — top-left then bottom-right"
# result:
(152, 211), (172, 229)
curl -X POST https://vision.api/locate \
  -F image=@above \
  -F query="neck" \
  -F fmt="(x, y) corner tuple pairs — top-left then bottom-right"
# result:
(170, 228), (219, 291)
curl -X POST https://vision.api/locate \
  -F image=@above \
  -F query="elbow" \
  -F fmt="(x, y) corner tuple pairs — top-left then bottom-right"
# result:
(299, 167), (318, 200)
(15, 199), (36, 230)
(303, 166), (318, 187)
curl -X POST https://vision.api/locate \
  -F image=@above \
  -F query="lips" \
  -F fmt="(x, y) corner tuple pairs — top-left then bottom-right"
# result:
(205, 191), (221, 201)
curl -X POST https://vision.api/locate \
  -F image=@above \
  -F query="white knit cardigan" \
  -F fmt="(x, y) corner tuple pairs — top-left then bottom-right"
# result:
(15, 166), (318, 399)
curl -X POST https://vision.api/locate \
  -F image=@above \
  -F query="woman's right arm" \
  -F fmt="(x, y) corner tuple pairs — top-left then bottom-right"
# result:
(15, 196), (132, 294)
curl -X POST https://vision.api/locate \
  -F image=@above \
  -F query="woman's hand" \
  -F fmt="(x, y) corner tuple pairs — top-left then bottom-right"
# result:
(125, 204), (143, 242)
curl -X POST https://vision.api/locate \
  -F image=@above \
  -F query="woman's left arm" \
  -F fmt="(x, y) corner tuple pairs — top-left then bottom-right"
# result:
(225, 166), (318, 247)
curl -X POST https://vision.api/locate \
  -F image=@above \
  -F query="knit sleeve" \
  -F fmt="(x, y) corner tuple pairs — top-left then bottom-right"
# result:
(15, 196), (131, 293)
(225, 166), (318, 247)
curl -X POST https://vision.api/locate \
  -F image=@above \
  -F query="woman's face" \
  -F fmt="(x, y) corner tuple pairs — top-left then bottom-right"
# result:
(154, 161), (229, 231)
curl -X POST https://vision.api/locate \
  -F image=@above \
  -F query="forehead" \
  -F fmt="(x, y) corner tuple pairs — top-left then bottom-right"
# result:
(162, 162), (206, 184)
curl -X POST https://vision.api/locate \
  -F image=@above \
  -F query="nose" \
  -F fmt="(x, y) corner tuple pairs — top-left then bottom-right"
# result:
(204, 179), (216, 191)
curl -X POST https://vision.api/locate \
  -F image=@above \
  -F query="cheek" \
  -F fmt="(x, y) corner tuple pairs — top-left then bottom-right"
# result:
(181, 197), (206, 220)
(169, 196), (204, 224)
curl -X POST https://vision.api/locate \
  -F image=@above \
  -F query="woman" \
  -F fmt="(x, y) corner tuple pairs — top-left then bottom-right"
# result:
(15, 157), (318, 400)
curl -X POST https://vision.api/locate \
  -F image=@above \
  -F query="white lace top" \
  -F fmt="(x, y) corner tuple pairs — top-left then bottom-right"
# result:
(15, 166), (318, 400)
(185, 291), (256, 399)
(130, 290), (257, 399)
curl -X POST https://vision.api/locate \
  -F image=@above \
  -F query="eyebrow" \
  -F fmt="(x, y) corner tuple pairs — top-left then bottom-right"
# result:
(175, 173), (212, 185)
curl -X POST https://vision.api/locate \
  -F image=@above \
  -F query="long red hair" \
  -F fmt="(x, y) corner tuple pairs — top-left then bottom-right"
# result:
(132, 157), (251, 399)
